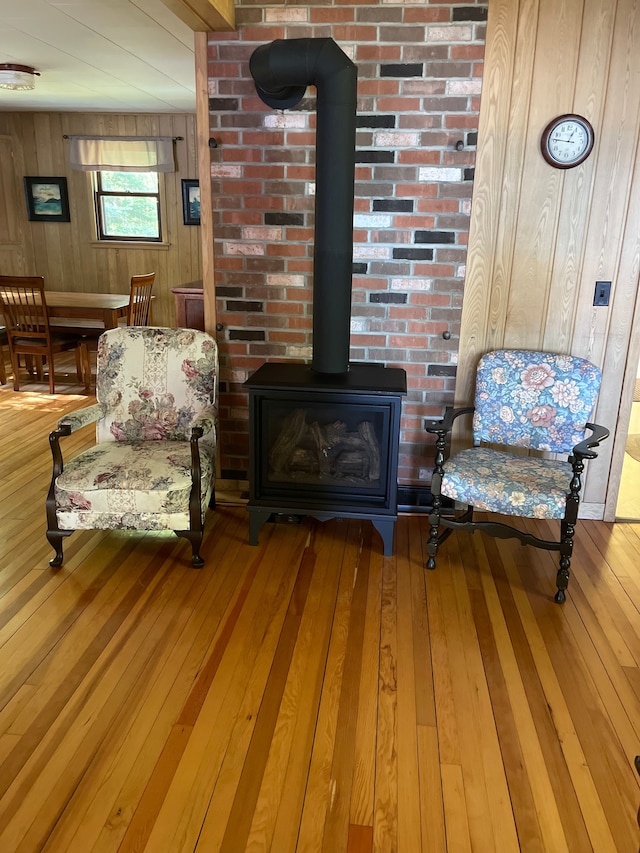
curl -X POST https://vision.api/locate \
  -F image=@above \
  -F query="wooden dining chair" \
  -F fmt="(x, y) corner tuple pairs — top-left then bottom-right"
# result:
(127, 272), (155, 325)
(77, 272), (156, 388)
(0, 275), (84, 394)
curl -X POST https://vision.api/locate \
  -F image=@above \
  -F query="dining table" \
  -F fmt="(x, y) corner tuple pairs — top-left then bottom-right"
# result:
(45, 291), (138, 330)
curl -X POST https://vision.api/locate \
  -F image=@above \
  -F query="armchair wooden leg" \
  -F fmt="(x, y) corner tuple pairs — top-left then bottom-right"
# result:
(175, 530), (204, 567)
(555, 518), (575, 604)
(426, 498), (441, 570)
(46, 529), (72, 567)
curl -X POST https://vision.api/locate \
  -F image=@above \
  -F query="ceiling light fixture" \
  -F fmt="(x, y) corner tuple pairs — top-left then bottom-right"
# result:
(0, 64), (40, 91)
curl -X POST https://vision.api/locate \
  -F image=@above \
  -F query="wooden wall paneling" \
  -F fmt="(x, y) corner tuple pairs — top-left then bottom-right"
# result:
(455, 0), (523, 409)
(0, 136), (22, 247)
(60, 116), (99, 292)
(161, 113), (181, 298)
(597, 126), (640, 516)
(570, 0), (640, 366)
(22, 116), (48, 278)
(604, 233), (640, 519)
(484, 0), (541, 354)
(571, 0), (640, 509)
(32, 114), (67, 286)
(504, 0), (584, 351)
(542, 0), (617, 354)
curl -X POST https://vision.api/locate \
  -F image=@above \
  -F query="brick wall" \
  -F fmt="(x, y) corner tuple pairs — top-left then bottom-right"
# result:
(207, 1), (487, 484)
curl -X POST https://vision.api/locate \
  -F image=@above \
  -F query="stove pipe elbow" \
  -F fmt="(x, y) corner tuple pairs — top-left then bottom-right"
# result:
(250, 38), (357, 376)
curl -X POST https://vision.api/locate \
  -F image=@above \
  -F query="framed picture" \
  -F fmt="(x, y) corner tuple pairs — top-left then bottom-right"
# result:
(24, 176), (70, 222)
(182, 179), (200, 226)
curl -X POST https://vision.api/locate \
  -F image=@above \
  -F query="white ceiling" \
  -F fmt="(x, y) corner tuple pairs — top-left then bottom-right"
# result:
(0, 0), (198, 113)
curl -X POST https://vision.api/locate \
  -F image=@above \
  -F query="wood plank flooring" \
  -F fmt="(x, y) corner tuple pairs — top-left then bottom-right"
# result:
(1, 376), (639, 852)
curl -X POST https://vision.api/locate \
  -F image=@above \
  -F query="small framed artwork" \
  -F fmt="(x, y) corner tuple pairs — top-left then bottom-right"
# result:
(182, 179), (201, 226)
(24, 176), (71, 222)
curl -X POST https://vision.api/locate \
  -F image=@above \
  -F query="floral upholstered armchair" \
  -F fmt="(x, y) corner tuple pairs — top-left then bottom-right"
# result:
(425, 350), (609, 603)
(46, 326), (218, 567)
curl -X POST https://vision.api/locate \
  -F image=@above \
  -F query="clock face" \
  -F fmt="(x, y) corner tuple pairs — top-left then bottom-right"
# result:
(541, 114), (594, 168)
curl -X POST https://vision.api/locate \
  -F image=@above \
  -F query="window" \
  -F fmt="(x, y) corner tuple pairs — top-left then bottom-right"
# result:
(94, 171), (161, 241)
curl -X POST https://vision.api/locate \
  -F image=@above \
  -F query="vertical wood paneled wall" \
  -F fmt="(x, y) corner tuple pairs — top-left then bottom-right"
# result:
(0, 112), (202, 327)
(461, 0), (640, 518)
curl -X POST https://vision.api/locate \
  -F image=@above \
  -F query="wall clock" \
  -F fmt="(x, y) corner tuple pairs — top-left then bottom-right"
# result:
(540, 114), (594, 168)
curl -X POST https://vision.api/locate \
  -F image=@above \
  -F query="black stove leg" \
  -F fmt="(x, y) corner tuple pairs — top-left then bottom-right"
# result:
(248, 508), (273, 545)
(372, 519), (395, 557)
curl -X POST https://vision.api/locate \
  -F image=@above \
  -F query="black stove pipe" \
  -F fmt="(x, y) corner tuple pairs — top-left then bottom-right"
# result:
(250, 38), (357, 375)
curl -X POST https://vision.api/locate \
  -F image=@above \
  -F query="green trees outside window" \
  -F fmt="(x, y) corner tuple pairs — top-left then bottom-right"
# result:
(95, 171), (161, 241)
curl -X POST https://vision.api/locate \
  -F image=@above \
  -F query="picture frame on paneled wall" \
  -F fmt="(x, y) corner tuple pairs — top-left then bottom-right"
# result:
(23, 176), (70, 223)
(182, 179), (200, 226)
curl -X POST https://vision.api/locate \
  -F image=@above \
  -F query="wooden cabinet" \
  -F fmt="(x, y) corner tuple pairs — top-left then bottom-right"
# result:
(171, 281), (204, 331)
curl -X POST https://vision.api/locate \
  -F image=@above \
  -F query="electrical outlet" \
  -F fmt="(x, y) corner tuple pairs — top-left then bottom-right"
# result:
(594, 281), (611, 307)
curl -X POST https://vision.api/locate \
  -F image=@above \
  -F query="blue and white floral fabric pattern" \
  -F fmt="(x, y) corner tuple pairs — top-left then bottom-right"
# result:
(441, 447), (573, 519)
(441, 350), (602, 518)
(472, 350), (601, 452)
(54, 326), (218, 532)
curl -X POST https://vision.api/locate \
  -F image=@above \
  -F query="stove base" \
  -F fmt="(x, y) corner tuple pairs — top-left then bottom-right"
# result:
(247, 504), (397, 556)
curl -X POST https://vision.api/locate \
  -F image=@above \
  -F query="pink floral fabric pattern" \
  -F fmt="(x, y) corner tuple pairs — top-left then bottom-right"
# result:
(442, 350), (602, 518)
(54, 326), (218, 532)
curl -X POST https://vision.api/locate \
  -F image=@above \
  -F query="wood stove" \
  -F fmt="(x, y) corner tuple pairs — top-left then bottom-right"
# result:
(245, 39), (407, 553)
(245, 362), (406, 555)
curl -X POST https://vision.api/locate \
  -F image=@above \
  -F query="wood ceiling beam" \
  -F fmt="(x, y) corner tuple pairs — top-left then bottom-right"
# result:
(160, 0), (235, 32)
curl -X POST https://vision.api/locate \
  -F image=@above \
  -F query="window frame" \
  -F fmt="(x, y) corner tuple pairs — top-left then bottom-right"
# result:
(94, 170), (163, 243)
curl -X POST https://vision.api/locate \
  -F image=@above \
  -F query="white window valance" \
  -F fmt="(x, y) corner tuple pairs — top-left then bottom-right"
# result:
(68, 135), (175, 172)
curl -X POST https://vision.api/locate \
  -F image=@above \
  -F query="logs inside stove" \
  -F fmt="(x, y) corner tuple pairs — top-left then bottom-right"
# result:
(245, 38), (407, 554)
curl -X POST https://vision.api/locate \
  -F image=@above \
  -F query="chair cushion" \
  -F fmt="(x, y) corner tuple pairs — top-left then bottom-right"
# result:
(441, 447), (572, 519)
(54, 439), (215, 531)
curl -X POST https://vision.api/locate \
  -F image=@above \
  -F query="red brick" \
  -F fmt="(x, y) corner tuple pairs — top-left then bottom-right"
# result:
(238, 26), (286, 42)
(451, 45), (486, 60)
(357, 45), (401, 61)
(349, 334), (388, 346)
(213, 257), (244, 270)
(393, 215), (436, 229)
(358, 80), (402, 96)
(222, 211), (263, 225)
(413, 263), (457, 277)
(404, 8), (450, 23)
(286, 166), (316, 180)
(287, 261), (314, 273)
(243, 165), (286, 179)
(396, 184), (439, 198)
(219, 181), (263, 196)
(409, 293), (454, 306)
(398, 151), (441, 165)
(265, 301), (305, 315)
(242, 131), (286, 146)
(310, 8), (356, 23)
(243, 196), (283, 210)
(333, 25), (378, 41)
(269, 331), (308, 343)
(207, 62), (243, 77)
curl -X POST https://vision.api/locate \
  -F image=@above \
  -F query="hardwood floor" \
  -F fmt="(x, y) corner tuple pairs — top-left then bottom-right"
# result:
(1, 373), (639, 852)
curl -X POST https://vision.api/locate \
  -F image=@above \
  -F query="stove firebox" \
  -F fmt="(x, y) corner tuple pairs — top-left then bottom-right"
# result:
(245, 362), (407, 555)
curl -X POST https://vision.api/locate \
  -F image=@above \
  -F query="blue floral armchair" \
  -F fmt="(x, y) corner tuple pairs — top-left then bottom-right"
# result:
(46, 326), (218, 567)
(425, 350), (609, 603)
